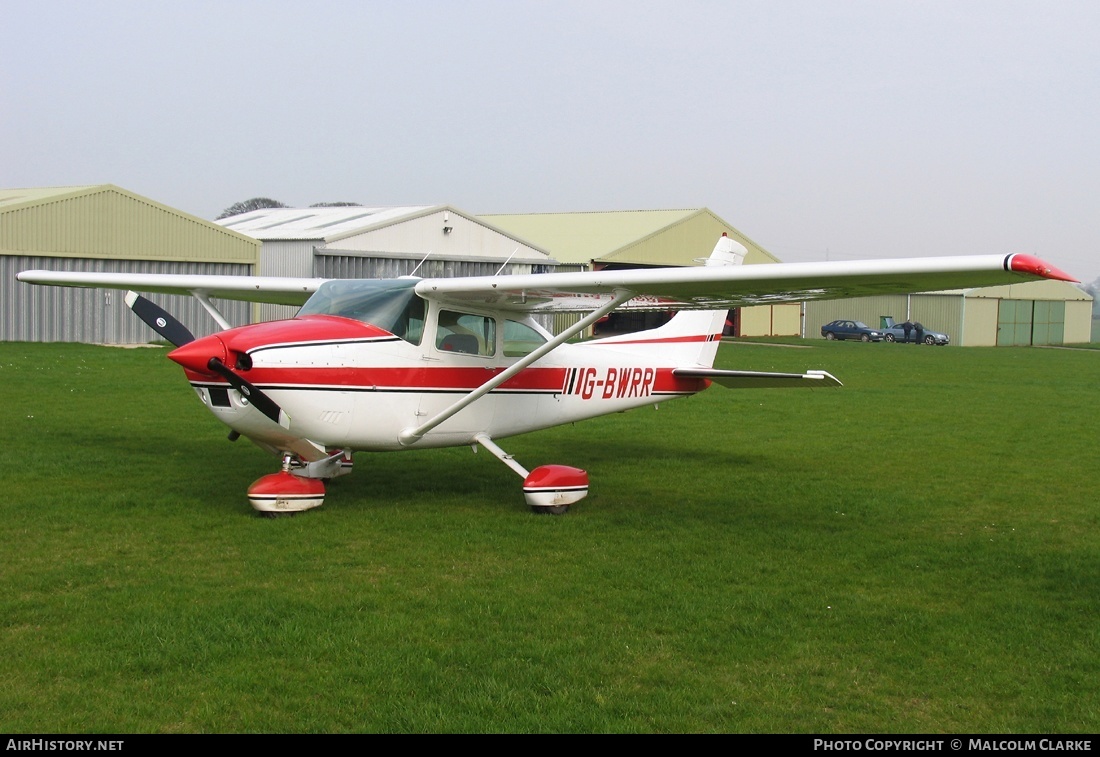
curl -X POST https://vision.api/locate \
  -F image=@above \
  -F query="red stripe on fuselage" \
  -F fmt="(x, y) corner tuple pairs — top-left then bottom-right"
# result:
(187, 365), (707, 395)
(598, 333), (720, 345)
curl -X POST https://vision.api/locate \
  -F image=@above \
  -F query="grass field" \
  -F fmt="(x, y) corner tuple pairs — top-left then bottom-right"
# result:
(1, 339), (1097, 733)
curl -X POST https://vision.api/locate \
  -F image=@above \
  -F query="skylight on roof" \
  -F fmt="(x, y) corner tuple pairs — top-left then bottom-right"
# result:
(309, 211), (376, 230)
(256, 214), (317, 229)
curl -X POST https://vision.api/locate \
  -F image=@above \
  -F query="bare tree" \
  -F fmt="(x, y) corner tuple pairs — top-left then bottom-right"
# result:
(216, 197), (288, 220)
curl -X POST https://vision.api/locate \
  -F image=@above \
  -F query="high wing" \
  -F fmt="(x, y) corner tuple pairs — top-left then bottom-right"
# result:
(14, 271), (326, 307)
(414, 253), (1076, 313)
(18, 252), (1074, 314)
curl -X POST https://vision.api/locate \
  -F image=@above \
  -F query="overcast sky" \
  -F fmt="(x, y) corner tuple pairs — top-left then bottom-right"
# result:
(3, 1), (1098, 284)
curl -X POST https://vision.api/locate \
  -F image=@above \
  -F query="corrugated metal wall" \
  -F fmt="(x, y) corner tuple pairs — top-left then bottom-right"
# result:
(2, 185), (260, 343)
(4, 256), (252, 342)
(909, 294), (964, 343)
(962, 297), (999, 346)
(252, 240), (315, 322)
(1065, 300), (1092, 344)
(315, 252), (562, 280)
(739, 303), (802, 336)
(258, 240), (314, 278)
(806, 294), (965, 342)
(805, 295), (911, 336)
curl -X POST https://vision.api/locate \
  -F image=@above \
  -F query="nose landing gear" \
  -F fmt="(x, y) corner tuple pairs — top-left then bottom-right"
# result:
(246, 451), (350, 516)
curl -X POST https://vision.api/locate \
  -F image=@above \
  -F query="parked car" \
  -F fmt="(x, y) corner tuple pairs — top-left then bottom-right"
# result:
(882, 323), (950, 345)
(820, 320), (884, 342)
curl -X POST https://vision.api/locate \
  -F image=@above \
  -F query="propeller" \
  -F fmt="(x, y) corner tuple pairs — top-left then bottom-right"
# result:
(124, 291), (196, 347)
(127, 291), (292, 429)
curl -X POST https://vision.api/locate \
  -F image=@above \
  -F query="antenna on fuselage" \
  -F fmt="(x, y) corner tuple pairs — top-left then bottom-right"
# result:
(406, 250), (432, 278)
(494, 248), (519, 276)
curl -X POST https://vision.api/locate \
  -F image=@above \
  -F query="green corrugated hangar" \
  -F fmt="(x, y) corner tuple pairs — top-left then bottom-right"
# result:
(804, 280), (1092, 346)
(480, 208), (801, 337)
(2, 185), (259, 343)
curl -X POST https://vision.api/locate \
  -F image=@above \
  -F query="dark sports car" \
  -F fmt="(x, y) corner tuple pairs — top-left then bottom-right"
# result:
(820, 320), (884, 342)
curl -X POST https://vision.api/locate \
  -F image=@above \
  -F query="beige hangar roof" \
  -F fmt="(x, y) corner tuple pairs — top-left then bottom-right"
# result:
(478, 208), (780, 268)
(1, 184), (259, 264)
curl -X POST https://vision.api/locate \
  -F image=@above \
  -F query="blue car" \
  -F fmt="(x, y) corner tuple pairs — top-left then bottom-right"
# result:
(820, 319), (884, 342)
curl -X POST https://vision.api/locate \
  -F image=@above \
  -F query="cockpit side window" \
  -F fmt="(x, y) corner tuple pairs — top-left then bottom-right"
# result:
(436, 310), (496, 356)
(395, 296), (425, 345)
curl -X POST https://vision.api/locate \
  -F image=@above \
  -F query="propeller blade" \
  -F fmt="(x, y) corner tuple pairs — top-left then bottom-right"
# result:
(124, 291), (196, 347)
(207, 357), (291, 429)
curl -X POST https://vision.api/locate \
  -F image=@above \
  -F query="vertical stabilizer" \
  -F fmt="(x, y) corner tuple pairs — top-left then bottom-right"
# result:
(589, 235), (746, 368)
(702, 233), (748, 268)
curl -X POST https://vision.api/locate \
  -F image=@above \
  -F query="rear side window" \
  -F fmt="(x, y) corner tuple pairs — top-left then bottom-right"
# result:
(436, 311), (496, 356)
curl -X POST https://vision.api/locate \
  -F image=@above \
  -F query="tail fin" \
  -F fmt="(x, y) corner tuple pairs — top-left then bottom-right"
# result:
(591, 235), (747, 368)
(699, 233), (748, 268)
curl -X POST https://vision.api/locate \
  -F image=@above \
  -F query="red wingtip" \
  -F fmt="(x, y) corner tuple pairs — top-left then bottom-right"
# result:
(1007, 254), (1078, 283)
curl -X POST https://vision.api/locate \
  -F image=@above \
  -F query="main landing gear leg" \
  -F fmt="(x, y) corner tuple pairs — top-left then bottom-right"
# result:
(473, 434), (589, 515)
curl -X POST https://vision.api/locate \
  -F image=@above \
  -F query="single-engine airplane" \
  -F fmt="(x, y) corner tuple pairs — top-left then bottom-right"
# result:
(17, 236), (1075, 515)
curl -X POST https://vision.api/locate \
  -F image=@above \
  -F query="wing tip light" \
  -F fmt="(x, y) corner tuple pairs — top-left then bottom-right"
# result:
(1006, 254), (1078, 283)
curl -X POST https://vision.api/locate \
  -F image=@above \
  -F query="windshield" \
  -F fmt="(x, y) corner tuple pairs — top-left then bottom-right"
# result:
(298, 279), (425, 344)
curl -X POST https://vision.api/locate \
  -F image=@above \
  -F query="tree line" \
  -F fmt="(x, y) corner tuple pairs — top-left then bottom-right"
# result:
(217, 198), (362, 220)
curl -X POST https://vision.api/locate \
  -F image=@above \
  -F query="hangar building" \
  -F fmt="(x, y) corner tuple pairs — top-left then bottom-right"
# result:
(481, 209), (1092, 344)
(8, 186), (1087, 347)
(217, 205), (573, 322)
(804, 280), (1092, 346)
(2, 185), (258, 343)
(480, 208), (800, 337)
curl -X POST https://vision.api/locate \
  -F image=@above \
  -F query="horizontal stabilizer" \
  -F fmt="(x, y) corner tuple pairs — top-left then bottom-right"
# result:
(673, 368), (842, 389)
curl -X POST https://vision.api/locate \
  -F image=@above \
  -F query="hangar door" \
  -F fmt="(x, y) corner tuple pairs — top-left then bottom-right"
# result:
(997, 300), (1065, 346)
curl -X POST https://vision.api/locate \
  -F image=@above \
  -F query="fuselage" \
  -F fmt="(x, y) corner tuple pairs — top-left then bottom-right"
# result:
(169, 309), (714, 459)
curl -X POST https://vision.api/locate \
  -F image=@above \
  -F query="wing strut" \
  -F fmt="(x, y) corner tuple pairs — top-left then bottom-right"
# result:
(192, 290), (233, 331)
(473, 434), (529, 478)
(398, 288), (635, 446)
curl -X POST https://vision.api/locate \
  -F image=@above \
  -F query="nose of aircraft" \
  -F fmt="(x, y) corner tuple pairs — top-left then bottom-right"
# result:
(167, 315), (392, 376)
(168, 333), (227, 375)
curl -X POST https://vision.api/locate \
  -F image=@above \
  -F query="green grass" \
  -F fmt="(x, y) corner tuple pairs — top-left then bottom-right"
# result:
(0, 340), (1097, 733)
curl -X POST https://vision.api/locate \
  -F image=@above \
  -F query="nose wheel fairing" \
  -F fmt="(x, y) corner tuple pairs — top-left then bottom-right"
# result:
(247, 470), (326, 515)
(245, 451), (353, 515)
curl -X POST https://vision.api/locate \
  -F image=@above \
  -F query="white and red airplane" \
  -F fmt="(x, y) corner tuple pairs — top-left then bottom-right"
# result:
(17, 236), (1075, 515)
